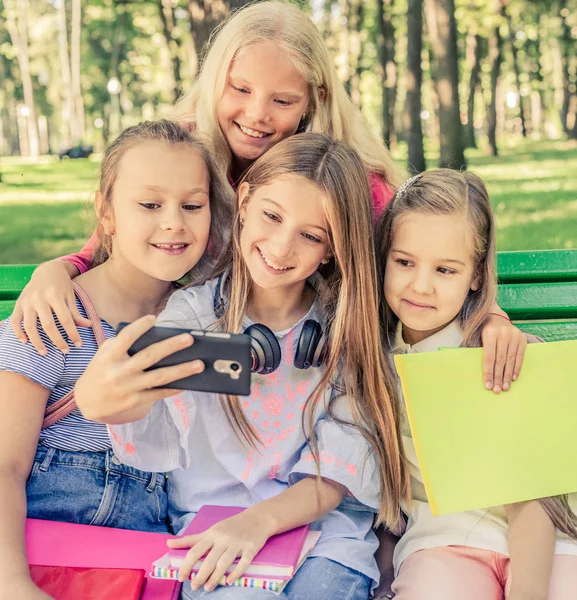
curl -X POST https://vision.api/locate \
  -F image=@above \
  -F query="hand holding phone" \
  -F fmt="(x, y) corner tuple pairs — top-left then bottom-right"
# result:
(75, 315), (206, 425)
(117, 323), (251, 396)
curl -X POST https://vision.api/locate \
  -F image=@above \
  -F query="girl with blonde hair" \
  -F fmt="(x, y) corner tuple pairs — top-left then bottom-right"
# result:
(74, 133), (409, 599)
(377, 169), (577, 600)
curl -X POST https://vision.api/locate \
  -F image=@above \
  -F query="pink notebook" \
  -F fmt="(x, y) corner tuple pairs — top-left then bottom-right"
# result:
(26, 519), (180, 600)
(168, 505), (311, 579)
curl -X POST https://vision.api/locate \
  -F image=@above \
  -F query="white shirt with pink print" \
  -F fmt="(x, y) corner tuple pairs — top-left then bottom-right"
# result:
(108, 273), (383, 588)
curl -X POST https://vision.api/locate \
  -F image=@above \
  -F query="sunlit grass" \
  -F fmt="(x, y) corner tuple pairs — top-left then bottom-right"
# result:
(0, 138), (576, 264)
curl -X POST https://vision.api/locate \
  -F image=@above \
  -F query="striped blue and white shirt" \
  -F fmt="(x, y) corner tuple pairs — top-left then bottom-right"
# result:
(0, 297), (114, 452)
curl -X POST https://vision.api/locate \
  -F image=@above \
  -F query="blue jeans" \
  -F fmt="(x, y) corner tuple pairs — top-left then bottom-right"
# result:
(26, 445), (170, 533)
(180, 557), (371, 600)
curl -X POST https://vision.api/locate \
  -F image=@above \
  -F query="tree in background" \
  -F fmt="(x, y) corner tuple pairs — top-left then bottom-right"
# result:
(376, 0), (397, 149)
(404, 0), (426, 173)
(157, 0), (184, 102)
(464, 31), (485, 148)
(4, 0), (39, 158)
(424, 0), (466, 169)
(187, 0), (252, 71)
(486, 1), (505, 156)
(2, 0), (577, 175)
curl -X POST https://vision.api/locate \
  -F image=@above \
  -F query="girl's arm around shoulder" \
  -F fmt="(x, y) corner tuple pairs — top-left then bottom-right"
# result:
(481, 302), (528, 394)
(10, 259), (90, 356)
(0, 318), (66, 391)
(505, 500), (555, 600)
(0, 371), (52, 599)
(59, 229), (98, 275)
(369, 173), (395, 219)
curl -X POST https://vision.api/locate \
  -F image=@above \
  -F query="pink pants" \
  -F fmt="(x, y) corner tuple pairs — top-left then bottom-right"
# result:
(391, 546), (577, 600)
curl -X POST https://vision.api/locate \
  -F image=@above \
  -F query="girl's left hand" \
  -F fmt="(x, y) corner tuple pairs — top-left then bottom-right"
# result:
(167, 508), (273, 591)
(481, 314), (527, 394)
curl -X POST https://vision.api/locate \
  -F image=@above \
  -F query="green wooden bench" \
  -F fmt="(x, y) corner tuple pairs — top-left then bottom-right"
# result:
(0, 264), (36, 322)
(1, 250), (577, 340)
(495, 249), (577, 341)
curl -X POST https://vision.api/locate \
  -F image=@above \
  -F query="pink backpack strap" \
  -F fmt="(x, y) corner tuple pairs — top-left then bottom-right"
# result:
(42, 281), (107, 429)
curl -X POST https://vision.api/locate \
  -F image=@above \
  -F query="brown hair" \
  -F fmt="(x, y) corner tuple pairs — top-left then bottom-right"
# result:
(376, 168), (577, 540)
(93, 119), (234, 281)
(376, 169), (496, 348)
(216, 133), (409, 531)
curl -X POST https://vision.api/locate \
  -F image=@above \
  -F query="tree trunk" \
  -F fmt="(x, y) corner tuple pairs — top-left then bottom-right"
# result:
(404, 0), (426, 174)
(377, 0), (397, 150)
(533, 18), (547, 138)
(354, 2), (368, 111)
(187, 0), (250, 73)
(424, 0), (466, 169)
(465, 33), (484, 149)
(107, 3), (129, 140)
(501, 1), (527, 137)
(71, 0), (85, 141)
(487, 12), (504, 157)
(0, 53), (17, 156)
(158, 0), (183, 102)
(347, 0), (364, 108)
(4, 0), (40, 158)
(57, 0), (75, 147)
(559, 0), (573, 133)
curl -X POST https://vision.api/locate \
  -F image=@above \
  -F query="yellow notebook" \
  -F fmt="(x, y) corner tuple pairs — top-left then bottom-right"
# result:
(394, 340), (577, 516)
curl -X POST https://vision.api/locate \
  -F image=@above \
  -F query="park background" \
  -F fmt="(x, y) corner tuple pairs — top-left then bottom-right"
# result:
(1, 0), (576, 264)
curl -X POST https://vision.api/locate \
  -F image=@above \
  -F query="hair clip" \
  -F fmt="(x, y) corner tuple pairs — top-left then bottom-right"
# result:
(395, 173), (423, 199)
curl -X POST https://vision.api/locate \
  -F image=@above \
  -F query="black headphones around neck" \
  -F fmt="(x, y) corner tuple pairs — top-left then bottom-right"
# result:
(213, 274), (328, 375)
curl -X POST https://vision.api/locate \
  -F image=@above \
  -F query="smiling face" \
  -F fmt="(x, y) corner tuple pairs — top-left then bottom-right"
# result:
(384, 211), (480, 345)
(217, 42), (310, 173)
(102, 141), (211, 282)
(238, 175), (331, 295)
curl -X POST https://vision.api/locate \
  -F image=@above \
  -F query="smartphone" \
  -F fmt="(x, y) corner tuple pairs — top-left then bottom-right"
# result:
(117, 323), (252, 396)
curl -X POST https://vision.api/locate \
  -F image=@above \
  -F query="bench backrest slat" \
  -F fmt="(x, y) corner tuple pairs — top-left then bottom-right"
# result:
(2, 250), (577, 341)
(497, 250), (577, 283)
(497, 282), (577, 320)
(0, 265), (37, 300)
(517, 321), (577, 342)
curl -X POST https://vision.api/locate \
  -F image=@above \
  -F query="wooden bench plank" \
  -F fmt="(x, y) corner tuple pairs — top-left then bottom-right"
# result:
(497, 282), (577, 320)
(0, 300), (16, 321)
(497, 250), (577, 283)
(516, 321), (577, 342)
(0, 265), (36, 300)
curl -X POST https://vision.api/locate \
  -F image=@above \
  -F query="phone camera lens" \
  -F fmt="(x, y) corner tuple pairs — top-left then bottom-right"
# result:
(230, 362), (240, 372)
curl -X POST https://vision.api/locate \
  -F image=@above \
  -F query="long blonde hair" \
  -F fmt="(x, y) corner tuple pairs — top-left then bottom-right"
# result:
(173, 0), (403, 188)
(94, 119), (233, 280)
(215, 133), (408, 531)
(376, 169), (577, 540)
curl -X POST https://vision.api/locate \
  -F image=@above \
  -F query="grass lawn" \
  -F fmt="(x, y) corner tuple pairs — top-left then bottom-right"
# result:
(0, 138), (576, 264)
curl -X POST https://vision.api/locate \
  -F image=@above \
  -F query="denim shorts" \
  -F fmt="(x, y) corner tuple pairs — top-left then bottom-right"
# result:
(180, 557), (371, 600)
(26, 445), (170, 533)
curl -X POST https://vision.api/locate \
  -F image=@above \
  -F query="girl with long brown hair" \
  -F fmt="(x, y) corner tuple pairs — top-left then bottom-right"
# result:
(376, 169), (577, 600)
(75, 133), (409, 599)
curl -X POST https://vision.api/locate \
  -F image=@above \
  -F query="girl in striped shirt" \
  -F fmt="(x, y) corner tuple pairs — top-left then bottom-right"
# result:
(0, 120), (231, 600)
